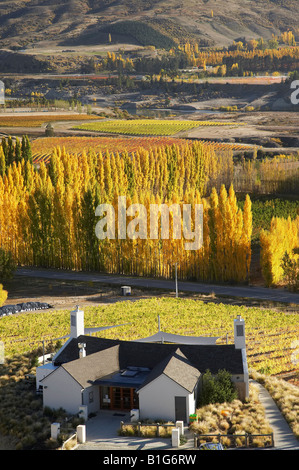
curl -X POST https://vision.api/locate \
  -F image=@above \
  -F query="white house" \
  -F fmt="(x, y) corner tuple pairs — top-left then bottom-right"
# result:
(137, 348), (200, 422)
(37, 307), (249, 422)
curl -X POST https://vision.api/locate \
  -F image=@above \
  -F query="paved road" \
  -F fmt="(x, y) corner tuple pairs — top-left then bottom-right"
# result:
(16, 267), (299, 305)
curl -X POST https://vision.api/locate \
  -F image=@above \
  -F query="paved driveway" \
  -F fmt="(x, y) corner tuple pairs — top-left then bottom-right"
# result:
(76, 410), (177, 450)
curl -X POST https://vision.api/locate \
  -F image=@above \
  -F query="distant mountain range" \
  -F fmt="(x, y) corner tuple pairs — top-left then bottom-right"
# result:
(0, 0), (298, 49)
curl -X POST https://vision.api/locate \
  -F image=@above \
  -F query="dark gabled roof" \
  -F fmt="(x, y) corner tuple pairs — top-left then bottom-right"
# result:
(54, 335), (116, 366)
(137, 348), (201, 393)
(60, 345), (120, 389)
(54, 335), (244, 375)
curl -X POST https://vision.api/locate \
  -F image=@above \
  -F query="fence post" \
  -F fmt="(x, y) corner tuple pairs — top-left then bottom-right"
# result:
(172, 428), (180, 447)
(138, 422), (141, 437)
(77, 425), (86, 444)
(176, 421), (184, 435)
(156, 423), (160, 437)
(194, 434), (197, 448)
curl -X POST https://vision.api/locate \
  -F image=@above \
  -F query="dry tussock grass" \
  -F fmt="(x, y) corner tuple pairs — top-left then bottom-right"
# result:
(190, 383), (273, 447)
(252, 371), (299, 439)
(120, 422), (174, 438)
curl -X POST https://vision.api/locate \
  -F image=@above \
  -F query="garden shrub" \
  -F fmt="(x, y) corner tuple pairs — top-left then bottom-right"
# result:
(198, 369), (238, 406)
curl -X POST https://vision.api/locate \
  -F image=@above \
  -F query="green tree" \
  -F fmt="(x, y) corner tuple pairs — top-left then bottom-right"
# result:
(0, 248), (16, 281)
(0, 147), (6, 176)
(21, 135), (32, 163)
(7, 136), (14, 166)
(198, 369), (237, 406)
(198, 369), (217, 406)
(15, 137), (22, 164)
(281, 251), (299, 292)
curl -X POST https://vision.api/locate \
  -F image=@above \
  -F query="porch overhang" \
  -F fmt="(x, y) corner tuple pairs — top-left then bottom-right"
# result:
(93, 367), (151, 389)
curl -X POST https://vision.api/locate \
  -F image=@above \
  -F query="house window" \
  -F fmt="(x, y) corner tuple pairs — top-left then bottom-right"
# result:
(236, 325), (244, 337)
(89, 391), (94, 403)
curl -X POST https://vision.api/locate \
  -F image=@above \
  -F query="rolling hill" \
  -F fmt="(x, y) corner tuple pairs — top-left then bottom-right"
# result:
(0, 0), (298, 50)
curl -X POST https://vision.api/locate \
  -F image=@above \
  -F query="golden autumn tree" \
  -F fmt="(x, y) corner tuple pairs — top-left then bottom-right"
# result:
(0, 139), (252, 283)
(0, 284), (7, 307)
(260, 216), (299, 286)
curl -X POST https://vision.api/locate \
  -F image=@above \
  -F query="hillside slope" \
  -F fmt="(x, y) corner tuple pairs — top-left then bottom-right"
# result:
(0, 0), (298, 49)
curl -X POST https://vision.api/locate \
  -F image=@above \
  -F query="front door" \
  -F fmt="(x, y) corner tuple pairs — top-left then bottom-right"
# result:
(100, 387), (139, 411)
(122, 388), (132, 410)
(175, 396), (187, 422)
(111, 387), (136, 410)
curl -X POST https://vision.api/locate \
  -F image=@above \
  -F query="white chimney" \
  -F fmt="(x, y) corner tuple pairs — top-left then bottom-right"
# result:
(234, 314), (246, 349)
(70, 306), (84, 339)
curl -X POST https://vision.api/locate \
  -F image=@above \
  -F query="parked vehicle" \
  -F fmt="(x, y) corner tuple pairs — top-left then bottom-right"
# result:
(199, 442), (224, 450)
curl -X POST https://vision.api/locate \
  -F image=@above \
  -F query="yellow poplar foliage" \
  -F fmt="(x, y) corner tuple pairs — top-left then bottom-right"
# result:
(178, 42), (299, 68)
(0, 284), (7, 307)
(0, 141), (252, 282)
(260, 215), (299, 286)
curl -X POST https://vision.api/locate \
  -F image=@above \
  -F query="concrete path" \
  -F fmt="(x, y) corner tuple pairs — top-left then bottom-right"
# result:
(253, 381), (299, 450)
(76, 410), (174, 450)
(16, 267), (299, 304)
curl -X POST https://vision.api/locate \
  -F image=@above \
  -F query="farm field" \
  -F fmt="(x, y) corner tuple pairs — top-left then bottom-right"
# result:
(1, 297), (298, 380)
(0, 114), (102, 127)
(238, 196), (299, 242)
(31, 135), (254, 164)
(73, 119), (240, 136)
(31, 136), (191, 163)
(0, 3), (298, 450)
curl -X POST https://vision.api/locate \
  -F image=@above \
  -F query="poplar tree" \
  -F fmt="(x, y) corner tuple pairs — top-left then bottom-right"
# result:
(15, 138), (22, 164)
(0, 147), (6, 176)
(0, 284), (7, 307)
